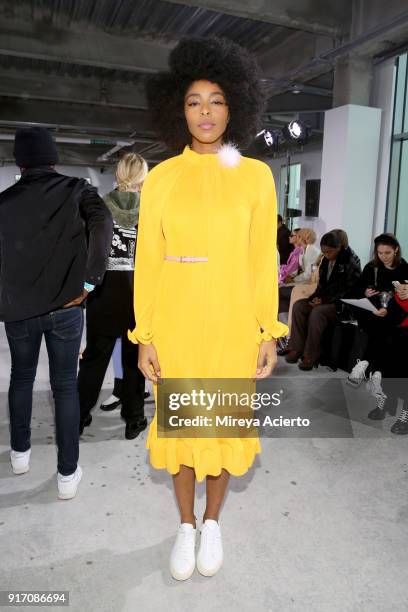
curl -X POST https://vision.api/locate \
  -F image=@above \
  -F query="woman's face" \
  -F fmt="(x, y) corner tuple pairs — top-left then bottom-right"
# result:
(376, 244), (397, 267)
(184, 80), (229, 151)
(289, 231), (299, 246)
(321, 245), (341, 261)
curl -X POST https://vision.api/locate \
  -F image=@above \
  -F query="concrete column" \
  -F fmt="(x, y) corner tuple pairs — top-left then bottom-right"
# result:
(333, 55), (374, 107)
(319, 104), (382, 265)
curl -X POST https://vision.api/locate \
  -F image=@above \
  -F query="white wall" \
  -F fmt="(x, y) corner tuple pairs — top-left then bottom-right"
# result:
(0, 164), (115, 195)
(320, 104), (382, 266)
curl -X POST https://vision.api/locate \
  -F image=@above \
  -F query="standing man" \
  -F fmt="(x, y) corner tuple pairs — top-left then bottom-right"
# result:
(277, 214), (294, 265)
(0, 127), (112, 499)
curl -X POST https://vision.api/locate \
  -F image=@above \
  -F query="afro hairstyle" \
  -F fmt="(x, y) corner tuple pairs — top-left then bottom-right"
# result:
(145, 36), (265, 152)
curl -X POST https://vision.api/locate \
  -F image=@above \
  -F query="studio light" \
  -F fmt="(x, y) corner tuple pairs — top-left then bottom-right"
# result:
(283, 120), (309, 144)
(255, 129), (280, 153)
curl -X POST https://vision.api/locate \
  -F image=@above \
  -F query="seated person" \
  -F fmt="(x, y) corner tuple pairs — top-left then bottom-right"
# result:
(291, 228), (320, 284)
(331, 228), (361, 268)
(277, 214), (294, 264)
(278, 228), (303, 284)
(284, 231), (361, 370)
(346, 234), (408, 425)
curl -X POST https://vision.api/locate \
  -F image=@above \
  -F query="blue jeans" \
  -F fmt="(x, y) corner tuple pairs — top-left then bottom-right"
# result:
(5, 306), (84, 476)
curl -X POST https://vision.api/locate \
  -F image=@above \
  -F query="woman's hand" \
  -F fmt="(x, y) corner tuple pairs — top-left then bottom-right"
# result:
(373, 307), (388, 317)
(396, 283), (408, 300)
(138, 343), (161, 383)
(309, 297), (322, 307)
(365, 287), (379, 298)
(254, 340), (277, 379)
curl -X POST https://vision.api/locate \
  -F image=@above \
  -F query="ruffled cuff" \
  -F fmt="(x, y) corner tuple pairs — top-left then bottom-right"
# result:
(256, 321), (289, 344)
(127, 327), (154, 345)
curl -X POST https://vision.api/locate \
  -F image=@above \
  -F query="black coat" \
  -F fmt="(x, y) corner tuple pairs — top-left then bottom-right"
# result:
(311, 246), (361, 304)
(0, 167), (113, 322)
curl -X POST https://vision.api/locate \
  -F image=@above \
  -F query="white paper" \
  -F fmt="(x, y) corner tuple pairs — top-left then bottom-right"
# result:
(341, 298), (379, 313)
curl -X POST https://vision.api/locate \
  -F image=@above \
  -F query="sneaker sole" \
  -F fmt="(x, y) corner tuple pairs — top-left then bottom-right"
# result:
(196, 557), (223, 577)
(169, 563), (195, 581)
(347, 378), (364, 388)
(12, 465), (30, 475)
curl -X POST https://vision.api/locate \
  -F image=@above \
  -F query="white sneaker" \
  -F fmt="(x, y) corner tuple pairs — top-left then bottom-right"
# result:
(367, 371), (387, 399)
(197, 519), (223, 577)
(347, 360), (369, 388)
(57, 465), (82, 500)
(10, 448), (31, 475)
(169, 523), (196, 581)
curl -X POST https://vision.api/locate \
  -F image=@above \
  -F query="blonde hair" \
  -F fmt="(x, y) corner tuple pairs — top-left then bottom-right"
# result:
(299, 228), (316, 245)
(116, 153), (148, 192)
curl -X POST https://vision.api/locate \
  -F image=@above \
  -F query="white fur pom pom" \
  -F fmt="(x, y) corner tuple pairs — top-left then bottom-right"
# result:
(217, 143), (241, 168)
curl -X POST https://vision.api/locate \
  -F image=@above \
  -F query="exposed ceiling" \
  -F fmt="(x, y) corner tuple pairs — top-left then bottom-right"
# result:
(0, 0), (407, 167)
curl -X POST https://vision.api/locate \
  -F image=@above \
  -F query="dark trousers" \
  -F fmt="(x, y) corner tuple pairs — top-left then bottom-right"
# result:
(5, 306), (83, 476)
(290, 298), (337, 362)
(279, 286), (292, 314)
(78, 330), (145, 423)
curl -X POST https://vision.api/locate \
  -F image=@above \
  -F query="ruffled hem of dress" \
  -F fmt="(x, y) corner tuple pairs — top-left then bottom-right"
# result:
(127, 327), (153, 345)
(146, 425), (261, 482)
(256, 321), (289, 344)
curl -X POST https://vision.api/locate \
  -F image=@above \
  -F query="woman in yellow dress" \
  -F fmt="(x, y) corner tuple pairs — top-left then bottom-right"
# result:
(128, 37), (287, 580)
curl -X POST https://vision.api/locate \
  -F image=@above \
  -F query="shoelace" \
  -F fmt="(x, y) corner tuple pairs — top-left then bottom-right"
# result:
(376, 394), (387, 411)
(174, 529), (195, 560)
(397, 408), (408, 423)
(201, 526), (221, 559)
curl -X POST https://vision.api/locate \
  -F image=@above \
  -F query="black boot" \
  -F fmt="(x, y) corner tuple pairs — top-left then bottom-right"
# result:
(79, 414), (92, 435)
(391, 408), (408, 434)
(368, 394), (387, 420)
(125, 418), (148, 440)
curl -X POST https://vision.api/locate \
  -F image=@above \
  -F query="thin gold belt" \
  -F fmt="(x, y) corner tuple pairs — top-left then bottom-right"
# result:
(164, 255), (208, 263)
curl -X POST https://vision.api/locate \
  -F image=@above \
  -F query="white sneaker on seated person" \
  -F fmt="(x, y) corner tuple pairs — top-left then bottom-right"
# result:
(347, 360), (369, 388)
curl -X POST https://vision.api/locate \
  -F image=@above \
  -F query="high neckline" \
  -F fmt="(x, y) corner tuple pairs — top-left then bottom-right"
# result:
(182, 145), (219, 166)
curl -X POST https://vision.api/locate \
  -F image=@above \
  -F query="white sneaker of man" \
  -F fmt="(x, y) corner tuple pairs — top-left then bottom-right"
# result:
(57, 465), (82, 500)
(169, 523), (196, 581)
(347, 359), (369, 388)
(197, 519), (223, 577)
(10, 448), (31, 475)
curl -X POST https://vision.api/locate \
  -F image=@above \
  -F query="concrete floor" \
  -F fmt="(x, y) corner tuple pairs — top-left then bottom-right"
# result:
(1, 325), (407, 612)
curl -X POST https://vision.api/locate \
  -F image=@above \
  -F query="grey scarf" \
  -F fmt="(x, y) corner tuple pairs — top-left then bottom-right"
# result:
(104, 190), (140, 228)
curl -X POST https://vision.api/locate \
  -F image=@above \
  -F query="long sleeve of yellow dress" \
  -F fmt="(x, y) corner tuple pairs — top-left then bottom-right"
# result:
(250, 165), (289, 344)
(128, 171), (165, 345)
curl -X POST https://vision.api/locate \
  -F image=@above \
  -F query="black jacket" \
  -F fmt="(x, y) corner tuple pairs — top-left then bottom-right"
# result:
(310, 246), (361, 304)
(360, 260), (408, 295)
(0, 167), (113, 322)
(277, 223), (294, 265)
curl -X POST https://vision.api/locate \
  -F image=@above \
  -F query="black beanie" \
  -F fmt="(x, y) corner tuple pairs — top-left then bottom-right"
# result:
(14, 127), (59, 168)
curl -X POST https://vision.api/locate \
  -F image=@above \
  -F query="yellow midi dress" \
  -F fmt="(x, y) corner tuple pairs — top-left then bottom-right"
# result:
(128, 145), (287, 481)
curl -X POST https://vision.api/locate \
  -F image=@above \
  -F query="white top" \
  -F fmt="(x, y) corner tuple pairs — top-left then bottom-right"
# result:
(294, 243), (320, 283)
